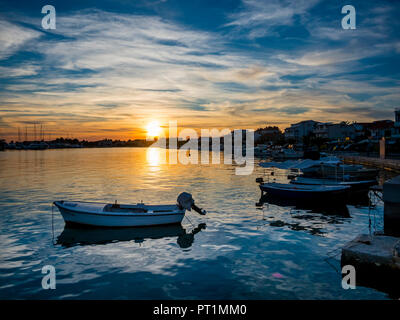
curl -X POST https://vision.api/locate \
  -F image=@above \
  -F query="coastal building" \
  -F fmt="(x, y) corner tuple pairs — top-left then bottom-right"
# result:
(284, 120), (319, 142)
(394, 109), (400, 138)
(254, 126), (282, 143)
(314, 122), (356, 141)
(314, 122), (331, 139)
(357, 120), (394, 139)
(370, 120), (394, 139)
(97, 139), (113, 147)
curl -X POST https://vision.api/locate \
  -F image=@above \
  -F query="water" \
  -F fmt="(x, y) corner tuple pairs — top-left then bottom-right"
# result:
(0, 148), (391, 299)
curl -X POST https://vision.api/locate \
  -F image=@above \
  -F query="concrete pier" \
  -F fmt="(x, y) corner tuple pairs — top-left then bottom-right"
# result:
(340, 155), (400, 173)
(383, 175), (400, 236)
(340, 175), (400, 296)
(341, 234), (400, 296)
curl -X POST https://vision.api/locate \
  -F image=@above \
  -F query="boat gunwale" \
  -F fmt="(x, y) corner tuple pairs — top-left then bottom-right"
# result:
(53, 201), (185, 217)
(290, 178), (376, 186)
(259, 183), (350, 192)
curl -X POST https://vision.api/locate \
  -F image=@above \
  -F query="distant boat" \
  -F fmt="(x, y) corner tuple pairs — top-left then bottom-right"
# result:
(28, 142), (49, 150)
(259, 182), (350, 203)
(254, 145), (271, 157)
(53, 192), (206, 227)
(259, 156), (378, 180)
(290, 177), (377, 192)
(271, 148), (303, 160)
(301, 163), (378, 180)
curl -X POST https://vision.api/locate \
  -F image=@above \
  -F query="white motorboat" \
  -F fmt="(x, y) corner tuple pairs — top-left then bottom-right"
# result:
(259, 156), (378, 180)
(54, 192), (206, 227)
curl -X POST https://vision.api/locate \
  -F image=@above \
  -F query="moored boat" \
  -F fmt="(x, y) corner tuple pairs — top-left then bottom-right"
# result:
(28, 142), (49, 150)
(258, 157), (379, 181)
(259, 182), (350, 203)
(290, 177), (377, 192)
(301, 164), (378, 180)
(271, 148), (303, 160)
(53, 192), (206, 227)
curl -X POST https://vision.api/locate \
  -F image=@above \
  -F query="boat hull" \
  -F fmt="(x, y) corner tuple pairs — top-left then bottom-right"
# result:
(291, 178), (377, 193)
(259, 183), (349, 203)
(54, 202), (185, 227)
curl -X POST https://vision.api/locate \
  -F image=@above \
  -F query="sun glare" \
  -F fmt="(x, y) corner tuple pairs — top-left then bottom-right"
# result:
(146, 121), (162, 138)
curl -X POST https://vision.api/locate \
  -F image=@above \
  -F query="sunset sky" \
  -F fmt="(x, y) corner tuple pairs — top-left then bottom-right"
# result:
(0, 0), (399, 141)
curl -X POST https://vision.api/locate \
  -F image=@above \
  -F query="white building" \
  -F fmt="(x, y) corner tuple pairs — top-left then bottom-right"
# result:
(314, 122), (356, 140)
(284, 120), (319, 141)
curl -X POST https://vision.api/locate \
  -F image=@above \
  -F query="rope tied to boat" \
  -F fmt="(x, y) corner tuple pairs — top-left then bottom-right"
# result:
(184, 213), (196, 229)
(51, 203), (56, 245)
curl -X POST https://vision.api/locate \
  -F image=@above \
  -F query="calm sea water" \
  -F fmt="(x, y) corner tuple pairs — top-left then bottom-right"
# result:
(0, 148), (391, 299)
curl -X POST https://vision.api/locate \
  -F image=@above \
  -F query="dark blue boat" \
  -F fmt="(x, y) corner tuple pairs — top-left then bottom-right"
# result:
(259, 183), (350, 203)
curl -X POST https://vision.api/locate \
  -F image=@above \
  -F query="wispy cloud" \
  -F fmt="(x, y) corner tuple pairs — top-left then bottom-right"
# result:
(226, 0), (320, 38)
(0, 19), (41, 60)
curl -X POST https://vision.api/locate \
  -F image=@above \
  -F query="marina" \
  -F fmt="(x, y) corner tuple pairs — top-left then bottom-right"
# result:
(1, 0), (400, 305)
(257, 156), (379, 202)
(0, 147), (399, 299)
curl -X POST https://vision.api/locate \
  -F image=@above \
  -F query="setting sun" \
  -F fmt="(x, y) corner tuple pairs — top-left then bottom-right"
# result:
(146, 121), (162, 138)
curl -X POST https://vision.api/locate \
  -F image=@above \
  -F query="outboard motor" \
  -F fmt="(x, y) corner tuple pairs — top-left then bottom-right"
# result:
(255, 177), (264, 184)
(177, 192), (206, 215)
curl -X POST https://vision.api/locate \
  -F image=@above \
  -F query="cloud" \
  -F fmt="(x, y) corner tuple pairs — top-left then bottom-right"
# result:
(0, 20), (42, 60)
(226, 0), (320, 38)
(0, 3), (399, 140)
(0, 64), (39, 77)
(279, 48), (373, 66)
(281, 106), (309, 114)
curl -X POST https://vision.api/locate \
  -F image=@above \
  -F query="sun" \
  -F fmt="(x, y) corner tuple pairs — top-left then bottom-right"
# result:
(146, 121), (162, 138)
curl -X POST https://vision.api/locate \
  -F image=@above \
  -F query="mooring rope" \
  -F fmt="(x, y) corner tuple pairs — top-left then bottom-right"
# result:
(368, 189), (383, 236)
(184, 213), (196, 229)
(51, 203), (56, 245)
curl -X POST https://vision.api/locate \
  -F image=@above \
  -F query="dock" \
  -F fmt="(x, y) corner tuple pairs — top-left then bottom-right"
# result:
(341, 234), (400, 296)
(341, 175), (400, 296)
(339, 155), (400, 173)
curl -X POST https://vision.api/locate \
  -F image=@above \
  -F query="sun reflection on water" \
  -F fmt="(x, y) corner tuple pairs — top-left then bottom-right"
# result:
(146, 147), (166, 169)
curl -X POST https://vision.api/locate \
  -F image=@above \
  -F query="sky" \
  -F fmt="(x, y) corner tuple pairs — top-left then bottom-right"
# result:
(0, 0), (399, 141)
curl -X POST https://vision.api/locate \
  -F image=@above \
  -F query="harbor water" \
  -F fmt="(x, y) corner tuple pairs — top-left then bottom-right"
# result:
(0, 148), (393, 299)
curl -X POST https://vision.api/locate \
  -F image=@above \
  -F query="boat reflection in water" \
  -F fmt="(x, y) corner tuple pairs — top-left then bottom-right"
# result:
(256, 194), (351, 236)
(257, 194), (350, 217)
(56, 223), (206, 249)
